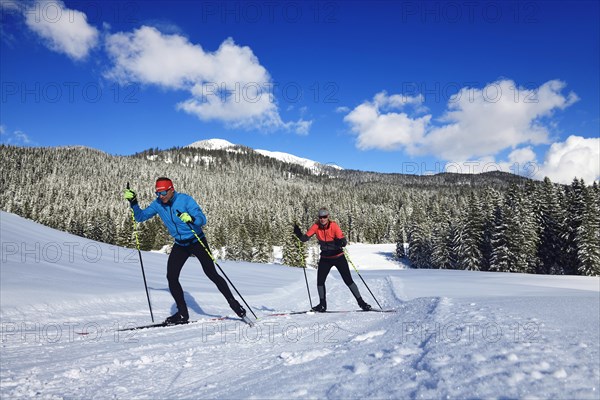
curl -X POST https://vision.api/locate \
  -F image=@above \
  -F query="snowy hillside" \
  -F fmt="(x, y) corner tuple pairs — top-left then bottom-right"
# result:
(1, 211), (599, 399)
(255, 149), (342, 172)
(186, 138), (343, 172)
(187, 138), (237, 150)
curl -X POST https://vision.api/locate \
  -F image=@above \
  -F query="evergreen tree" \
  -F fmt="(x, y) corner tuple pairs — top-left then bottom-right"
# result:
(576, 183), (600, 276)
(520, 182), (541, 273)
(480, 189), (500, 271)
(407, 206), (432, 269)
(306, 244), (320, 269)
(537, 177), (565, 274)
(430, 216), (453, 269)
(396, 241), (406, 259)
(563, 179), (586, 275)
(455, 192), (484, 271)
(283, 228), (305, 268)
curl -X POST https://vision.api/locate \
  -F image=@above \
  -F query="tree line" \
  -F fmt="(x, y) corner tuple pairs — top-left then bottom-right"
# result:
(403, 178), (600, 276)
(1, 144), (598, 276)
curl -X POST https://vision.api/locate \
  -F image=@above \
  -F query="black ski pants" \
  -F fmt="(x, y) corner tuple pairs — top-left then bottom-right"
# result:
(316, 255), (356, 299)
(167, 237), (234, 316)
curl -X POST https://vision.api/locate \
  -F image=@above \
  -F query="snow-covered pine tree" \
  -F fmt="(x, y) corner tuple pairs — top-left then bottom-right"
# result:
(576, 182), (600, 276)
(563, 178), (587, 275)
(455, 192), (484, 271)
(253, 220), (273, 263)
(396, 241), (406, 259)
(115, 214), (135, 249)
(431, 215), (453, 269)
(282, 228), (305, 268)
(489, 198), (511, 272)
(537, 177), (566, 274)
(520, 181), (541, 273)
(407, 205), (432, 269)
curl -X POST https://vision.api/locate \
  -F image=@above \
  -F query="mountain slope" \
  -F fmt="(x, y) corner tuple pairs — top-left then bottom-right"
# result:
(1, 211), (599, 399)
(187, 138), (237, 150)
(185, 137), (342, 173)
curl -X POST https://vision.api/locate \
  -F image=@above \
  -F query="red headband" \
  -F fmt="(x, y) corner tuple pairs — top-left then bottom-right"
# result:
(155, 179), (173, 192)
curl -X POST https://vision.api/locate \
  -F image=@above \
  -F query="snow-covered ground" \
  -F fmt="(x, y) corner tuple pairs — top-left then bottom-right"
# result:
(1, 211), (599, 399)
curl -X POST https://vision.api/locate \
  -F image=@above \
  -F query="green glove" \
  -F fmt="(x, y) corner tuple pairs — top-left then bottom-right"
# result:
(124, 188), (137, 205)
(179, 212), (194, 223)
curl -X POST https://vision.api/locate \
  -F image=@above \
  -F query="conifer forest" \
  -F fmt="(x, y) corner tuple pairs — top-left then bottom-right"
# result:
(1, 144), (598, 276)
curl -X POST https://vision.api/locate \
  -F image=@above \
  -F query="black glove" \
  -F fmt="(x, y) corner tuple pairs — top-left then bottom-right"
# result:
(334, 237), (347, 247)
(293, 224), (303, 239)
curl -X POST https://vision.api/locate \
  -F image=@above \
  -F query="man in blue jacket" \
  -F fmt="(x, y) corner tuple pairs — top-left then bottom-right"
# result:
(124, 177), (246, 324)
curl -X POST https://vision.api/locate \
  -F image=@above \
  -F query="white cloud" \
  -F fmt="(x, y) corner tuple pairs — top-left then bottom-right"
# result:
(374, 92), (427, 113)
(345, 80), (578, 157)
(419, 80), (578, 160)
(105, 26), (309, 133)
(507, 146), (537, 165)
(432, 138), (598, 184)
(537, 135), (600, 184)
(343, 91), (430, 150)
(24, 0), (99, 60)
(344, 80), (595, 183)
(1, 127), (33, 146)
(345, 80), (580, 158)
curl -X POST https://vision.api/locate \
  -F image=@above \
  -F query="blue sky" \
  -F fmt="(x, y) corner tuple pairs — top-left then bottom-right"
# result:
(1, 0), (599, 183)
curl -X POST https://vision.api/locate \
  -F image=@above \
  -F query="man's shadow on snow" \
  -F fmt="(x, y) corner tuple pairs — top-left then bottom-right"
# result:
(150, 287), (223, 318)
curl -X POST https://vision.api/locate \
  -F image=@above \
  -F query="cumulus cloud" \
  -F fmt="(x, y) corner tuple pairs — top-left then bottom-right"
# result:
(537, 135), (600, 184)
(345, 80), (579, 158)
(428, 139), (598, 184)
(105, 26), (309, 133)
(24, 0), (99, 60)
(17, 1), (307, 134)
(419, 80), (579, 160)
(344, 80), (594, 182)
(343, 91), (430, 150)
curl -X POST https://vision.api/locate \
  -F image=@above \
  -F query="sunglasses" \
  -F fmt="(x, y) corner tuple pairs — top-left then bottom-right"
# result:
(319, 215), (329, 219)
(155, 189), (170, 196)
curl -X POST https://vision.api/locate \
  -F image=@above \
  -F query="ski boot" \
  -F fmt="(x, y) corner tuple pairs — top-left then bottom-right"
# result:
(164, 311), (189, 324)
(311, 302), (327, 312)
(229, 299), (247, 318)
(357, 298), (372, 311)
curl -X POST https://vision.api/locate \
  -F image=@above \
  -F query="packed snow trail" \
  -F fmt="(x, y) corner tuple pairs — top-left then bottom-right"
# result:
(1, 212), (599, 399)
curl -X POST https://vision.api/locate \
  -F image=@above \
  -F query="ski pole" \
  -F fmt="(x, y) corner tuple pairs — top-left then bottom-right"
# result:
(127, 183), (154, 323)
(176, 211), (257, 320)
(343, 248), (383, 310)
(292, 223), (313, 309)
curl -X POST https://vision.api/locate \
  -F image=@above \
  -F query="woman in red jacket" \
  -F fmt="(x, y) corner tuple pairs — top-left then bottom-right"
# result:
(294, 208), (372, 312)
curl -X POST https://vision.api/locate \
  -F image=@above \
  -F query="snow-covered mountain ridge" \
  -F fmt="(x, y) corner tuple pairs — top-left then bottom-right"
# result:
(186, 138), (343, 173)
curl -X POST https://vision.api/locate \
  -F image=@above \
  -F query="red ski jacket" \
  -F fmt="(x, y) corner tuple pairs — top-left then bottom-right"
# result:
(302, 221), (347, 258)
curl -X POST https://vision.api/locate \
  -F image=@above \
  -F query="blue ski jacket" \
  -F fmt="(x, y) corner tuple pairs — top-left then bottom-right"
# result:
(131, 191), (207, 245)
